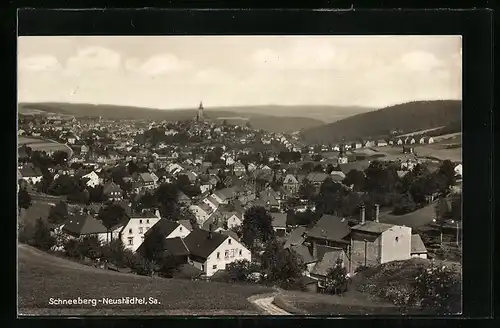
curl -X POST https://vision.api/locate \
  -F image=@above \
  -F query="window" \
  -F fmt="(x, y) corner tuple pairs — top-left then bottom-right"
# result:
(139, 227), (143, 234)
(230, 249), (235, 258)
(225, 250), (229, 258)
(146, 219), (150, 223)
(395, 237), (399, 242)
(201, 265), (204, 271)
(129, 228), (132, 234)
(139, 220), (142, 224)
(217, 252), (220, 259)
(228, 239), (232, 245)
(212, 265), (217, 270)
(179, 227), (183, 231)
(239, 250), (242, 256)
(127, 237), (133, 245)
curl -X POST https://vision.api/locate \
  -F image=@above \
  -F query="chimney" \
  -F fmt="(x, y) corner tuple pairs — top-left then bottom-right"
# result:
(374, 204), (380, 222)
(208, 224), (213, 239)
(360, 205), (365, 224)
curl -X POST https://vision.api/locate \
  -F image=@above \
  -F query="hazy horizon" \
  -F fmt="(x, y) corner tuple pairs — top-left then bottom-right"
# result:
(18, 36), (462, 111)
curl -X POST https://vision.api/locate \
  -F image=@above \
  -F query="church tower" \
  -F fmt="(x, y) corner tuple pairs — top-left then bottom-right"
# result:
(338, 147), (348, 164)
(196, 101), (204, 122)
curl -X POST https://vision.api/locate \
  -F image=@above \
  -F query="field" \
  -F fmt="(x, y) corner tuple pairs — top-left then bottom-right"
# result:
(18, 136), (73, 157)
(18, 244), (273, 316)
(363, 141), (461, 163)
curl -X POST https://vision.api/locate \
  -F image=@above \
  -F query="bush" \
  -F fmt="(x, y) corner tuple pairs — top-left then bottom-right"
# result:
(410, 263), (461, 314)
(32, 218), (56, 251)
(324, 258), (349, 295)
(226, 259), (260, 283)
(124, 252), (154, 276)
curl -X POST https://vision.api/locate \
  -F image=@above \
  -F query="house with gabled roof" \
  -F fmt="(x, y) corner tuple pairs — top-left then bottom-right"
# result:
(103, 181), (123, 202)
(61, 214), (109, 244)
(184, 228), (251, 277)
(19, 165), (43, 184)
(283, 174), (300, 194)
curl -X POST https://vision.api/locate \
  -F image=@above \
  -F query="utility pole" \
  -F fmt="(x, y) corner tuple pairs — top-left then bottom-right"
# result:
(456, 221), (460, 247)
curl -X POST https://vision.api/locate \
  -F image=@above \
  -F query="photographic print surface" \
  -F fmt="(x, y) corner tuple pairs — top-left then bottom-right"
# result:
(17, 35), (462, 316)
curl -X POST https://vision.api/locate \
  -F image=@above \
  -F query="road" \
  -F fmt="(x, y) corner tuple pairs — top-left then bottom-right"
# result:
(251, 295), (291, 315)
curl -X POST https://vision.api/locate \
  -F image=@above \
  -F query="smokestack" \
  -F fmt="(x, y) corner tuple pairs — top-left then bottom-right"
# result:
(375, 204), (380, 222)
(360, 205), (365, 224)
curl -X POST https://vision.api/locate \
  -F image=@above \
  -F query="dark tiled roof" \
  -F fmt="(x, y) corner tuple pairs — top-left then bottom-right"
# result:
(183, 229), (228, 260)
(270, 212), (287, 228)
(283, 226), (307, 249)
(411, 234), (427, 254)
(148, 219), (181, 237)
(289, 244), (315, 264)
(178, 219), (193, 232)
(311, 249), (345, 277)
(103, 181), (122, 194)
(163, 237), (190, 257)
(307, 215), (351, 243)
(62, 214), (108, 236)
(350, 221), (395, 235)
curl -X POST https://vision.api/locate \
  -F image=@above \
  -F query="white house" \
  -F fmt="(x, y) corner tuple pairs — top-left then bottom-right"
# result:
(82, 171), (101, 188)
(189, 203), (215, 226)
(120, 214), (162, 252)
(226, 213), (243, 229)
(184, 229), (252, 277)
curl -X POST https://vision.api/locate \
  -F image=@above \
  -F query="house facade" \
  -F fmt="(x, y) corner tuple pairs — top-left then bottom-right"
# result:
(120, 215), (162, 252)
(185, 229), (252, 277)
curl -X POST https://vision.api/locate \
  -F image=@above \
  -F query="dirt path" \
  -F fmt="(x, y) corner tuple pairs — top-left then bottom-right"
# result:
(250, 294), (291, 315)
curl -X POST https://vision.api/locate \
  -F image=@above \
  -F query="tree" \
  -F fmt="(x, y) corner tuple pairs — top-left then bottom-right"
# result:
(450, 194), (462, 222)
(261, 240), (305, 288)
(156, 254), (183, 278)
(98, 204), (126, 241)
(47, 201), (69, 225)
(435, 198), (451, 223)
(299, 178), (316, 201)
(88, 185), (106, 203)
(242, 206), (276, 252)
(155, 183), (181, 220)
(226, 259), (259, 283)
(101, 238), (127, 267)
(325, 258), (349, 295)
(139, 225), (166, 263)
(343, 169), (365, 191)
(78, 235), (103, 260)
(18, 187), (32, 210)
(51, 150), (68, 166)
(437, 160), (457, 193)
(124, 252), (155, 276)
(392, 193), (417, 215)
(32, 218), (56, 251)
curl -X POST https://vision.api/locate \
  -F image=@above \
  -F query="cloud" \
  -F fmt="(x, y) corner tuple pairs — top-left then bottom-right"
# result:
(397, 51), (444, 72)
(66, 46), (121, 74)
(126, 54), (193, 76)
(18, 55), (62, 71)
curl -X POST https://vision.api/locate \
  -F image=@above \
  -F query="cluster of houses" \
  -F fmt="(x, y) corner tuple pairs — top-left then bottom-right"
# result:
(282, 204), (428, 291)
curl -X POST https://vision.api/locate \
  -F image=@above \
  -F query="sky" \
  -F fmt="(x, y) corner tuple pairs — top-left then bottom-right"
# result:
(18, 36), (462, 110)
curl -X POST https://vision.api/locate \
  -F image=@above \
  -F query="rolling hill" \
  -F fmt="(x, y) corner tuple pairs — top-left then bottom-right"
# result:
(300, 100), (462, 144)
(18, 102), (332, 133)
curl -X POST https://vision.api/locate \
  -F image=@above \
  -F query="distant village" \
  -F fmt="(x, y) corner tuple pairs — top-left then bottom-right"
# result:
(17, 102), (462, 295)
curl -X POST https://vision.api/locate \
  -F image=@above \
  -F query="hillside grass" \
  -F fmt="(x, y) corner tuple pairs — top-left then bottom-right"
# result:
(18, 245), (272, 316)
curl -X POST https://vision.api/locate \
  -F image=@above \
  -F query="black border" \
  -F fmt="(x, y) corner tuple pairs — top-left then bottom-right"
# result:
(4, 5), (494, 327)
